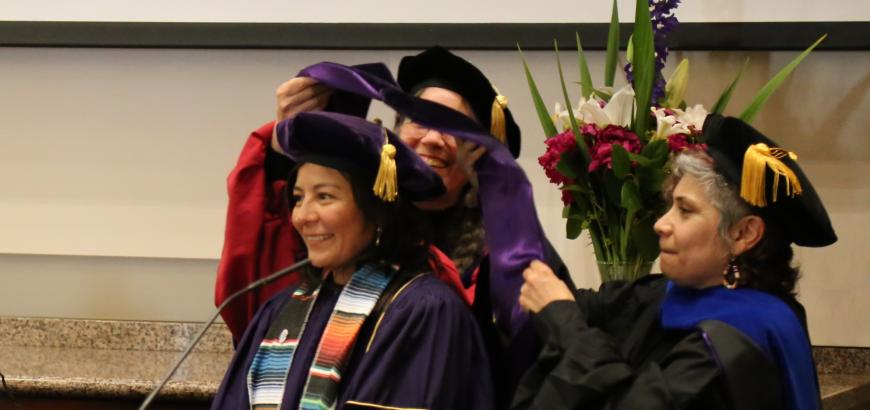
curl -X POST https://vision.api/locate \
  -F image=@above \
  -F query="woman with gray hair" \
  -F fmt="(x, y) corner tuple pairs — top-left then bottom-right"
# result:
(512, 115), (836, 410)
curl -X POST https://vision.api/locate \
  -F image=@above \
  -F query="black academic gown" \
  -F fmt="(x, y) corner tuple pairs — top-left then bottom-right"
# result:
(470, 240), (574, 410)
(512, 275), (794, 410)
(211, 273), (494, 410)
(428, 202), (575, 409)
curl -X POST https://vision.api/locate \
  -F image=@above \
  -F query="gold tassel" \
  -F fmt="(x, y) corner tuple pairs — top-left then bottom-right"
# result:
(490, 91), (509, 145)
(740, 143), (802, 207)
(373, 128), (398, 202)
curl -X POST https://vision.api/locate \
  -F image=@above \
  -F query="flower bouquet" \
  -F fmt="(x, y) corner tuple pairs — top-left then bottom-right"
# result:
(520, 0), (824, 282)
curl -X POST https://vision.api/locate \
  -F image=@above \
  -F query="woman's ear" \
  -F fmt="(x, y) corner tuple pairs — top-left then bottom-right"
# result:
(730, 215), (766, 256)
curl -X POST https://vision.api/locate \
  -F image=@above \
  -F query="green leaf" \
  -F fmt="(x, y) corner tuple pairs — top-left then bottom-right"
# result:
(641, 139), (669, 166)
(637, 166), (667, 195)
(570, 192), (593, 218)
(628, 152), (652, 167)
(602, 172), (624, 205)
(593, 87), (613, 102)
(605, 205), (622, 260)
(566, 217), (583, 239)
(664, 58), (689, 109)
(555, 154), (578, 180)
(630, 0), (655, 138)
(711, 57), (750, 115)
(556, 39), (592, 164)
(611, 143), (632, 179)
(563, 183), (589, 193)
(621, 179), (642, 212)
(604, 0), (620, 87)
(626, 35), (634, 65)
(518, 45), (559, 138)
(564, 202), (584, 219)
(630, 216), (660, 261)
(739, 34), (827, 123)
(576, 33), (595, 99)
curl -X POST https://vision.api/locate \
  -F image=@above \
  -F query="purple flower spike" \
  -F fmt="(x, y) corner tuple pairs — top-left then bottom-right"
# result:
(626, 0), (681, 105)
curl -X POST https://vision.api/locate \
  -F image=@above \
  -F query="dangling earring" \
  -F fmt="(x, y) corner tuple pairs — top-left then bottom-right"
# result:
(375, 226), (382, 248)
(722, 258), (741, 289)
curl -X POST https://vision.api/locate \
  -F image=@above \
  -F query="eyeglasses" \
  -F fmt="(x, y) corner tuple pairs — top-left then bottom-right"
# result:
(399, 118), (456, 146)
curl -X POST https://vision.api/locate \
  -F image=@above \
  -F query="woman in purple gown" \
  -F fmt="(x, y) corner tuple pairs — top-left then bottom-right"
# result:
(211, 111), (494, 410)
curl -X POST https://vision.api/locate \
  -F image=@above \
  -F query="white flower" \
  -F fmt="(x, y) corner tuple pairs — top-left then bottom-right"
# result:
(579, 85), (635, 128)
(551, 100), (584, 131)
(578, 98), (608, 128)
(604, 85), (636, 128)
(651, 107), (689, 141)
(679, 104), (708, 131)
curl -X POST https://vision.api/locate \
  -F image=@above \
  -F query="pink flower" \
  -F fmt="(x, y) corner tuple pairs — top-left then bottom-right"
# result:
(668, 133), (708, 153)
(667, 133), (690, 152)
(538, 130), (578, 185)
(584, 124), (642, 172)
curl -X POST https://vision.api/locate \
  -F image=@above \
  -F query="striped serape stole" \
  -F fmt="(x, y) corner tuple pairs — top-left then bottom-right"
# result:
(299, 264), (392, 410)
(248, 286), (320, 410)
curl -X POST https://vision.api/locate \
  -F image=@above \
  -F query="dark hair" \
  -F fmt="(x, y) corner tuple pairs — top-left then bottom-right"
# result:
(287, 163), (434, 287)
(733, 219), (800, 298)
(667, 149), (801, 297)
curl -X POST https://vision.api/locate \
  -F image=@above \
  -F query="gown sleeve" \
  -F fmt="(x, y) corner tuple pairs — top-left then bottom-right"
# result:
(571, 278), (641, 328)
(214, 121), (303, 343)
(339, 276), (495, 410)
(511, 299), (724, 410)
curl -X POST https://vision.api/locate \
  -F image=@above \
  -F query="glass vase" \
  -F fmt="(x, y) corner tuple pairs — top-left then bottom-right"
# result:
(597, 260), (653, 283)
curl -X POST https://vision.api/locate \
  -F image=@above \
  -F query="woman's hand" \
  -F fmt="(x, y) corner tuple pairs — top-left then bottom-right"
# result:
(519, 260), (575, 314)
(456, 140), (486, 194)
(276, 77), (334, 121)
(271, 77), (334, 153)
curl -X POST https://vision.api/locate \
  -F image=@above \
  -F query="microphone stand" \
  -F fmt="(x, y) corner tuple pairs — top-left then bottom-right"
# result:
(138, 258), (311, 410)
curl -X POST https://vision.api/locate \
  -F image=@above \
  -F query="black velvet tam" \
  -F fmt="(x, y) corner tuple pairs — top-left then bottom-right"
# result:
(701, 114), (837, 247)
(398, 46), (522, 158)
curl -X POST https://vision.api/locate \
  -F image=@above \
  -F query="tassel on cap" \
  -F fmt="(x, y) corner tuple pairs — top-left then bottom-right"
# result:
(373, 128), (398, 202)
(490, 89), (509, 145)
(740, 143), (802, 207)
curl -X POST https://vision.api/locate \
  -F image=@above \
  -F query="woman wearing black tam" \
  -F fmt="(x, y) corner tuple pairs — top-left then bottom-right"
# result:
(212, 112), (493, 410)
(392, 48), (575, 408)
(513, 115), (835, 410)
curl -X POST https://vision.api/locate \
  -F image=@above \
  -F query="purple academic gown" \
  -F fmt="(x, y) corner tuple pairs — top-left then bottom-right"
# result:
(211, 273), (494, 410)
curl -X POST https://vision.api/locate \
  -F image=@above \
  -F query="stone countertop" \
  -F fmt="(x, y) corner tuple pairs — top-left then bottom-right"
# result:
(0, 317), (233, 402)
(0, 346), (230, 401)
(815, 346), (870, 409)
(820, 373), (870, 409)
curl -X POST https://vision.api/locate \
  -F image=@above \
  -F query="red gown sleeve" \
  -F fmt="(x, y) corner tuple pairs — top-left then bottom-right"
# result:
(214, 120), (304, 343)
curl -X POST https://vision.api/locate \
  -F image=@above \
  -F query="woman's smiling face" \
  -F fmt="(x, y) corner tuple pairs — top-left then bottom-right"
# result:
(398, 86), (476, 211)
(291, 163), (375, 279)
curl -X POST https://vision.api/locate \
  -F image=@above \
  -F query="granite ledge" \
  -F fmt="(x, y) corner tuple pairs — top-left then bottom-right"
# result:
(0, 345), (230, 402)
(820, 374), (870, 409)
(0, 316), (233, 353)
(7, 376), (217, 402)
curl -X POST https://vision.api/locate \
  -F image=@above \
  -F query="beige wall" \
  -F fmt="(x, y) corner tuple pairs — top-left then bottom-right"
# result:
(0, 47), (867, 346)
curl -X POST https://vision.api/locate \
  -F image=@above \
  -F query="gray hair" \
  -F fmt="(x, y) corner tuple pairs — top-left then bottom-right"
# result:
(667, 150), (754, 244)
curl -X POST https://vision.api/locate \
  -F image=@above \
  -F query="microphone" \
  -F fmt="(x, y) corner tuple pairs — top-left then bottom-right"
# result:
(138, 258), (311, 410)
